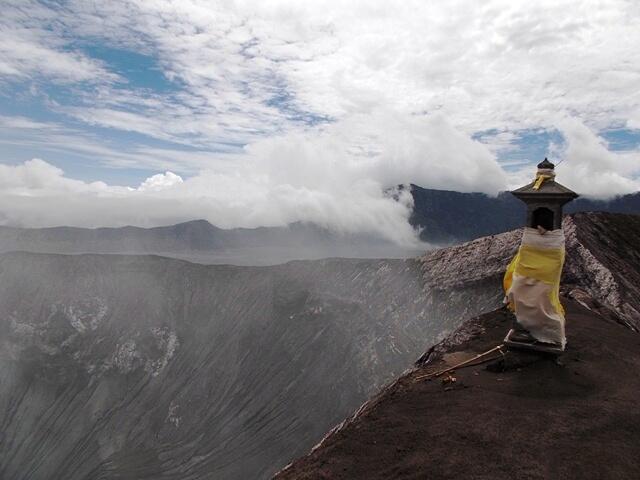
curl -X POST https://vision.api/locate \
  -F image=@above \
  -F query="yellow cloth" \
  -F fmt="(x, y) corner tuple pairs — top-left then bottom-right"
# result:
(504, 228), (566, 345)
(504, 246), (565, 316)
(533, 173), (553, 190)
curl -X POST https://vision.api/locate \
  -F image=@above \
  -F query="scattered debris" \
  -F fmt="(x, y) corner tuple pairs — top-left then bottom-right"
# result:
(441, 372), (457, 385)
(415, 344), (505, 382)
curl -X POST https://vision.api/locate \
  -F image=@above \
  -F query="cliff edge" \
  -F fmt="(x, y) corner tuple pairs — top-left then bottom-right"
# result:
(276, 298), (640, 479)
(276, 212), (640, 480)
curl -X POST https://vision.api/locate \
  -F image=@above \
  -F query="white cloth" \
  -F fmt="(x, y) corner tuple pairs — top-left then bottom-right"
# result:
(504, 228), (566, 347)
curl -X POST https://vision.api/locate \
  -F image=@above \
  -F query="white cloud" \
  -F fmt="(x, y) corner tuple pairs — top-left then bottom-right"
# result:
(0, 158), (118, 196)
(0, 36), (116, 83)
(1, 116), (637, 238)
(0, 0), (639, 233)
(555, 119), (640, 197)
(6, 1), (640, 144)
(0, 111), (507, 243)
(505, 118), (640, 197)
(138, 171), (184, 192)
(0, 2), (117, 84)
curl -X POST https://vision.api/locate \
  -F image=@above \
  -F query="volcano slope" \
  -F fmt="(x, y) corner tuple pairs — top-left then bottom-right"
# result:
(276, 213), (640, 480)
(0, 212), (637, 479)
(0, 247), (507, 480)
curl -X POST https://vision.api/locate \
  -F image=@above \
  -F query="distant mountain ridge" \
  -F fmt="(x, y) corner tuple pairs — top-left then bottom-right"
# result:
(407, 184), (640, 242)
(0, 220), (410, 265)
(0, 186), (638, 262)
(0, 220), (342, 253)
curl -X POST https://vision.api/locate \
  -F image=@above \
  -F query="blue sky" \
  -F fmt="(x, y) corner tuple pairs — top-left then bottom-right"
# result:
(80, 45), (176, 93)
(1, 0), (639, 234)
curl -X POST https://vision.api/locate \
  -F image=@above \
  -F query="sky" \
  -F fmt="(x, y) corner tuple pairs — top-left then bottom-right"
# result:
(1, 0), (639, 243)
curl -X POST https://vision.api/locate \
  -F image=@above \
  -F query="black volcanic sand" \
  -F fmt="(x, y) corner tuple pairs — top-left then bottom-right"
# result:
(276, 299), (640, 480)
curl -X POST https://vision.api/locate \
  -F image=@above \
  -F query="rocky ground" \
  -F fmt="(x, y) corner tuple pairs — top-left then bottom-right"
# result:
(276, 297), (640, 480)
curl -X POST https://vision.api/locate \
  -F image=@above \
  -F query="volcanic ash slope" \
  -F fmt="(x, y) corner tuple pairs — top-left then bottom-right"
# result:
(0, 247), (506, 480)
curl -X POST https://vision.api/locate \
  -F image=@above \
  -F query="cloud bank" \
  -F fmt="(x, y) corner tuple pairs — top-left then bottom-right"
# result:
(0, 112), (507, 244)
(2, 115), (637, 245)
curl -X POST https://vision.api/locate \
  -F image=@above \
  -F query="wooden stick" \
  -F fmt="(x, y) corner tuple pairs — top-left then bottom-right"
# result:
(414, 344), (505, 381)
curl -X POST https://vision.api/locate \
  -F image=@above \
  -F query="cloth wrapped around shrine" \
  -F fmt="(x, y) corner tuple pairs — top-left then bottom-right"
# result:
(503, 227), (566, 347)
